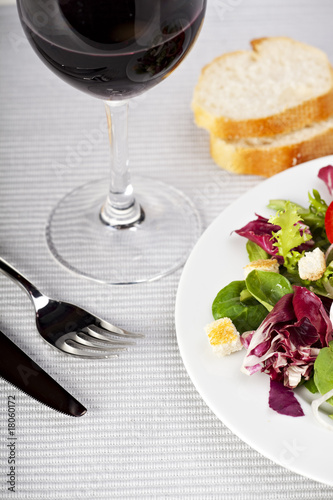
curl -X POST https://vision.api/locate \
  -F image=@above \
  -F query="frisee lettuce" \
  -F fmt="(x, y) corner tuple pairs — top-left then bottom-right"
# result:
(268, 189), (329, 249)
(268, 201), (312, 274)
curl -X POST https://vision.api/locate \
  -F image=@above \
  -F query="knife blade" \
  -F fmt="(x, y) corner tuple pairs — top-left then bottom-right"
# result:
(0, 330), (87, 417)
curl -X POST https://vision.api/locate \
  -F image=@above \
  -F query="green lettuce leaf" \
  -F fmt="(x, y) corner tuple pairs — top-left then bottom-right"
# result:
(245, 270), (293, 311)
(269, 201), (312, 274)
(303, 375), (318, 394)
(309, 262), (333, 299)
(212, 281), (267, 334)
(313, 341), (333, 405)
(246, 240), (269, 262)
(268, 190), (329, 250)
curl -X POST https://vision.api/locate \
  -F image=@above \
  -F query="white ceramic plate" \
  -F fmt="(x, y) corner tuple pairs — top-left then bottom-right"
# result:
(175, 155), (333, 486)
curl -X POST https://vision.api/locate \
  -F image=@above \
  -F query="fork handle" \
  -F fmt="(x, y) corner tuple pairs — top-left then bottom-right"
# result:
(0, 258), (43, 302)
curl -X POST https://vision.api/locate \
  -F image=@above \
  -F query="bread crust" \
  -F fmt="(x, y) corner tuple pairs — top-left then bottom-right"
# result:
(192, 37), (333, 139)
(210, 124), (333, 177)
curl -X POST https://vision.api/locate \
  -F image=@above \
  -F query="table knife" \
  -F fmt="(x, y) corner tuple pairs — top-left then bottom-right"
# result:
(0, 329), (87, 417)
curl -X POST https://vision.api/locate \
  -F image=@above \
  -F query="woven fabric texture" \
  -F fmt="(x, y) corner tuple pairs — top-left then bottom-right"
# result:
(1, 2), (333, 498)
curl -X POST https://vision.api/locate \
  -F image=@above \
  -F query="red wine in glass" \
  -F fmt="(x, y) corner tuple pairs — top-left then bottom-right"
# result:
(17, 0), (207, 284)
(19, 0), (205, 99)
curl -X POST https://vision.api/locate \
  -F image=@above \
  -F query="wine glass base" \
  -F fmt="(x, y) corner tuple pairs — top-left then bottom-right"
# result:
(46, 176), (202, 284)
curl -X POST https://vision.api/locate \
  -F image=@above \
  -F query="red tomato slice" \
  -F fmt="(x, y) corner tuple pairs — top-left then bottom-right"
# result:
(325, 201), (333, 243)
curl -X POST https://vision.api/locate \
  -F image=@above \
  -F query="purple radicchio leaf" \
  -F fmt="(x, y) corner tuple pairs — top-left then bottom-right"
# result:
(268, 379), (304, 417)
(285, 317), (319, 347)
(318, 165), (333, 195)
(241, 288), (333, 389)
(240, 331), (253, 349)
(297, 223), (315, 252)
(292, 286), (333, 346)
(234, 215), (281, 259)
(320, 295), (333, 317)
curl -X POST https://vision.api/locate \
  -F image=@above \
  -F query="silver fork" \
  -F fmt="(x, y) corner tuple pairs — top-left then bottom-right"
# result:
(0, 257), (143, 358)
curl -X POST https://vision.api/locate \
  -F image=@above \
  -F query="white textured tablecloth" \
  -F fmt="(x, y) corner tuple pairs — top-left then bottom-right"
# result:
(1, 1), (333, 498)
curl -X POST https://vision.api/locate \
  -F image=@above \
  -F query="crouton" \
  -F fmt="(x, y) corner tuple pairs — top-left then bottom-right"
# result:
(243, 258), (279, 278)
(298, 247), (326, 281)
(205, 318), (243, 357)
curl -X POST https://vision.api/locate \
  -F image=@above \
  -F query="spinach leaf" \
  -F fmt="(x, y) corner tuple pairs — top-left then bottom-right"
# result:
(313, 341), (333, 405)
(212, 280), (267, 334)
(246, 240), (269, 262)
(303, 375), (318, 394)
(245, 270), (293, 312)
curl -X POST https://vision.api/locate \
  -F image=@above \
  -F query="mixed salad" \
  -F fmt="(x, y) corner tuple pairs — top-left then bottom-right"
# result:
(211, 165), (333, 423)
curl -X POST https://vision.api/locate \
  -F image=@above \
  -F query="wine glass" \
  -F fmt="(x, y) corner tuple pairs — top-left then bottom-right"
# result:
(17, 0), (207, 284)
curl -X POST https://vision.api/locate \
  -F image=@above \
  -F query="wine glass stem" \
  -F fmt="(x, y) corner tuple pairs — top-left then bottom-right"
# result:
(100, 100), (144, 227)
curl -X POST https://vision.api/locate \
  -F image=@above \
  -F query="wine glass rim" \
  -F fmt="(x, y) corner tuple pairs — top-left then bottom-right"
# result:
(18, 4), (205, 57)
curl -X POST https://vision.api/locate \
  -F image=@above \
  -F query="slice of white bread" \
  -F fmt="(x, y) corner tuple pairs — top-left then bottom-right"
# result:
(210, 116), (333, 177)
(193, 37), (333, 139)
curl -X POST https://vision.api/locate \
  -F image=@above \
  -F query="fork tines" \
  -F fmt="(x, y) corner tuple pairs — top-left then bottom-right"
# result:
(58, 322), (144, 359)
